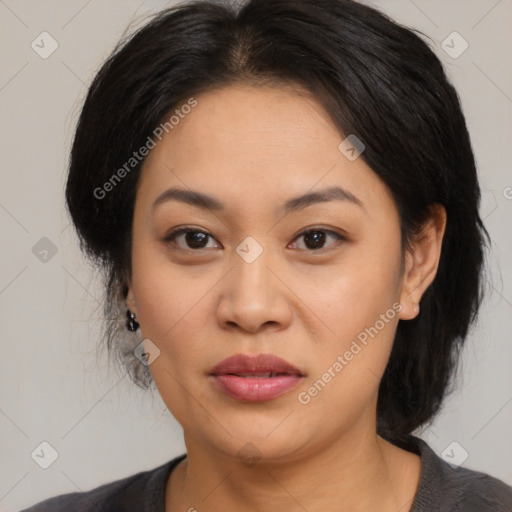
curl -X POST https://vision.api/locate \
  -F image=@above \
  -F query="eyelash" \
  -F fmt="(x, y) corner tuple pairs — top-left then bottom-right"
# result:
(163, 225), (347, 253)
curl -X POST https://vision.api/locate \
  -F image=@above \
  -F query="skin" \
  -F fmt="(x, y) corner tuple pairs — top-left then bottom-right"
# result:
(126, 83), (446, 512)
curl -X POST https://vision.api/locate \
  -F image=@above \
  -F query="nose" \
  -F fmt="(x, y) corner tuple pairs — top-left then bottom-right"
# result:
(216, 241), (293, 334)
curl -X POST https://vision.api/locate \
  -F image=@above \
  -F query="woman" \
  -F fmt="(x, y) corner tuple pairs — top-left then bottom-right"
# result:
(22, 0), (512, 510)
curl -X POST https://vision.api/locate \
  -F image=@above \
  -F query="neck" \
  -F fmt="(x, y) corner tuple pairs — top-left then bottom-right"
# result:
(166, 422), (421, 512)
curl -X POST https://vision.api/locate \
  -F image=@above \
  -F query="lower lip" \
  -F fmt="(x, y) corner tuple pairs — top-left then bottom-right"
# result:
(210, 374), (303, 401)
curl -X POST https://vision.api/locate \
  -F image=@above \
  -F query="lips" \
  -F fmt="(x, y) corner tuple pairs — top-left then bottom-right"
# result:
(209, 354), (305, 402)
(210, 353), (304, 377)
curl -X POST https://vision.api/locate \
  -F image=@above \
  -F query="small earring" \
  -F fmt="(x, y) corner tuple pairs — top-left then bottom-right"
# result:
(126, 309), (140, 332)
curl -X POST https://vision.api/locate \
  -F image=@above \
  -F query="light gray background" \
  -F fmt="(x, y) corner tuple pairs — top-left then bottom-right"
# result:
(1, 1), (511, 510)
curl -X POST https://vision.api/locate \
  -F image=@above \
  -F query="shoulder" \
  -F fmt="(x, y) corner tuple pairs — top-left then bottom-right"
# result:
(402, 435), (512, 512)
(20, 453), (187, 512)
(440, 464), (512, 511)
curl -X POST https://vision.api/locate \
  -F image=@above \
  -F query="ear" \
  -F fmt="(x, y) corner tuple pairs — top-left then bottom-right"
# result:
(125, 277), (138, 316)
(398, 204), (447, 320)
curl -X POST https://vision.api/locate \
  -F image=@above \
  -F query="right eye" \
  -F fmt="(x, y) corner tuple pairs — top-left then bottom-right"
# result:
(163, 227), (221, 251)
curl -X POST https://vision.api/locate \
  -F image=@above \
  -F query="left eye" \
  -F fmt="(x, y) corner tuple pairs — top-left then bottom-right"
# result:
(289, 229), (345, 251)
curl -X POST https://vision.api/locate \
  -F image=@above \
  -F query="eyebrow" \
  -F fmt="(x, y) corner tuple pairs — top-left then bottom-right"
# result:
(151, 185), (364, 215)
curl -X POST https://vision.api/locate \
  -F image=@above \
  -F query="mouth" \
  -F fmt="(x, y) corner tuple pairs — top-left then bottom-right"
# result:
(221, 372), (299, 378)
(209, 353), (305, 402)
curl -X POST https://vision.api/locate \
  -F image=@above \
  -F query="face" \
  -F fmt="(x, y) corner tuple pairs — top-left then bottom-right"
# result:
(126, 83), (430, 463)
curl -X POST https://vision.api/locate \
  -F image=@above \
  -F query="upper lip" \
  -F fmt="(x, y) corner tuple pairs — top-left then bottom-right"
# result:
(210, 353), (305, 376)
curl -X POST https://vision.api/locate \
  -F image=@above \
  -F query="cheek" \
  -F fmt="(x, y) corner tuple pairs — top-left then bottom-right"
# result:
(129, 234), (217, 352)
(308, 274), (400, 372)
(295, 277), (400, 424)
(294, 249), (402, 403)
(134, 270), (214, 354)
(298, 246), (402, 338)
(130, 254), (218, 426)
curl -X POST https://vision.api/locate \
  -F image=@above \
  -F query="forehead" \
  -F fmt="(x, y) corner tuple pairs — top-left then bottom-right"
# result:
(136, 83), (396, 219)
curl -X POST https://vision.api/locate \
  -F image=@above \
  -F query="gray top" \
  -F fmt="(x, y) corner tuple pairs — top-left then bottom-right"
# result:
(21, 435), (512, 511)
